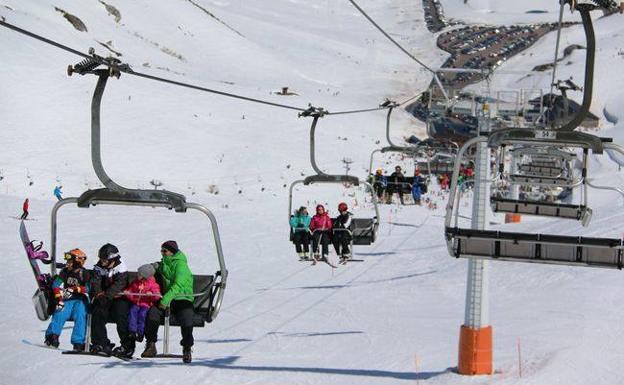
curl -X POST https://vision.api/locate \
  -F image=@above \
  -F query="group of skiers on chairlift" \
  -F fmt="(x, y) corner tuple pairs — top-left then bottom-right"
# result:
(43, 240), (196, 363)
(290, 202), (353, 264)
(369, 165), (428, 205)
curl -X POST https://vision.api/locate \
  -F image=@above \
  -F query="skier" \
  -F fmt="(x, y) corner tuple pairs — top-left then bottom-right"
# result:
(412, 181), (422, 205)
(53, 186), (63, 200)
(90, 243), (133, 357)
(332, 202), (353, 262)
(142, 241), (195, 363)
(289, 206), (311, 259)
(309, 204), (333, 262)
(20, 198), (29, 220)
(388, 166), (405, 204)
(369, 169), (387, 201)
(440, 173), (450, 190)
(44, 248), (90, 351)
(124, 264), (161, 343)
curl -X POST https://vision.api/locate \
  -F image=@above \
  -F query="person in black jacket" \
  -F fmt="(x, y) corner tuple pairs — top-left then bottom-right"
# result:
(89, 243), (134, 357)
(332, 202), (353, 262)
(388, 166), (405, 204)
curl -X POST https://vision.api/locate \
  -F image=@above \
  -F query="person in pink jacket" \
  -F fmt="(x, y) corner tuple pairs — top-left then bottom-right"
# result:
(309, 204), (333, 260)
(125, 264), (161, 342)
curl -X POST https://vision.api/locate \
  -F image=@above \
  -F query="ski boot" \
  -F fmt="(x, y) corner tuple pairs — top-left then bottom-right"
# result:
(182, 347), (192, 364)
(112, 344), (134, 359)
(72, 343), (86, 352)
(44, 334), (60, 348)
(141, 341), (157, 358)
(297, 252), (305, 260)
(90, 343), (113, 356)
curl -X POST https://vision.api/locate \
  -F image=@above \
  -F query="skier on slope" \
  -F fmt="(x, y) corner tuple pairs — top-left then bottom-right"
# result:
(20, 198), (29, 220)
(141, 241), (195, 364)
(332, 202), (353, 262)
(309, 204), (332, 262)
(290, 206), (312, 259)
(53, 186), (63, 200)
(90, 243), (133, 357)
(44, 249), (90, 351)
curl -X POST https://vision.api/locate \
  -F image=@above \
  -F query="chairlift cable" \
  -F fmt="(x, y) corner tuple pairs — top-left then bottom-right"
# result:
(0, 19), (401, 116)
(346, 0), (449, 101)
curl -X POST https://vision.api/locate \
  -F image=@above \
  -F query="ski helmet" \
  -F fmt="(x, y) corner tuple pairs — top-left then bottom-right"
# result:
(64, 248), (87, 267)
(338, 202), (348, 212)
(98, 243), (120, 260)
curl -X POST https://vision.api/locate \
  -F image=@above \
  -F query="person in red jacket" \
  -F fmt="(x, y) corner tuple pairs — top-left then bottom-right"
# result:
(20, 198), (29, 220)
(309, 204), (333, 261)
(124, 264), (161, 342)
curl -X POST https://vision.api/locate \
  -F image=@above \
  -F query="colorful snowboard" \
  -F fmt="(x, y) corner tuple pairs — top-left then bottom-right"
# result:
(20, 221), (54, 321)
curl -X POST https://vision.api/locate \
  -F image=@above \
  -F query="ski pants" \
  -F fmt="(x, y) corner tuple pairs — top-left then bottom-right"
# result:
(373, 182), (385, 199)
(128, 305), (150, 337)
(91, 297), (134, 349)
(312, 230), (331, 256)
(46, 299), (87, 344)
(292, 230), (310, 253)
(145, 300), (194, 348)
(20, 210), (29, 220)
(332, 230), (352, 256)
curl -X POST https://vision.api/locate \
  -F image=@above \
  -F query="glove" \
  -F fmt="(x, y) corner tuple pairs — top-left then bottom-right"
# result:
(62, 288), (74, 300)
(56, 301), (65, 312)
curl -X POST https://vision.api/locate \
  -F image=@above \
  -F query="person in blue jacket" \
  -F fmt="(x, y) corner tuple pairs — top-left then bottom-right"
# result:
(44, 249), (90, 351)
(54, 185), (63, 200)
(290, 206), (311, 259)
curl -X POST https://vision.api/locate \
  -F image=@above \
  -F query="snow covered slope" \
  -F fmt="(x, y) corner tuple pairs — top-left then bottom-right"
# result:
(2, 1), (624, 385)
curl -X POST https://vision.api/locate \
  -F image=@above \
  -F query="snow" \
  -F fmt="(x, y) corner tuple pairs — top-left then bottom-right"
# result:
(1, 1), (624, 384)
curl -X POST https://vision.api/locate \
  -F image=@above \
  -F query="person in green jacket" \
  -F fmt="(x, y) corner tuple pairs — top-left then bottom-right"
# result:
(141, 240), (195, 363)
(290, 206), (311, 259)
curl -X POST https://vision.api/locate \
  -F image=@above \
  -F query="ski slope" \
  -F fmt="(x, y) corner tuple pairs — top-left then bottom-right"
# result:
(2, 1), (624, 384)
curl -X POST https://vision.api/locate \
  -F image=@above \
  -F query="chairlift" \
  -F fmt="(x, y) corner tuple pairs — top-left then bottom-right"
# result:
(445, 131), (624, 269)
(289, 106), (380, 253)
(29, 56), (228, 356)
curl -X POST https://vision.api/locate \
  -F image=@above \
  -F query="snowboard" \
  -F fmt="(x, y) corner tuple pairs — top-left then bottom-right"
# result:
(20, 221), (55, 321)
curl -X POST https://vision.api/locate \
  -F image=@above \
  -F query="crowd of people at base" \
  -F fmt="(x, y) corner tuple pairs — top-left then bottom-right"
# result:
(289, 202), (353, 263)
(43, 240), (196, 363)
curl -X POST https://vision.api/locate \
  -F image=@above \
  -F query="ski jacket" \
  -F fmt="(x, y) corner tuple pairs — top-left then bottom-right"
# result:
(157, 251), (194, 307)
(370, 174), (387, 188)
(91, 259), (129, 300)
(53, 267), (90, 303)
(125, 276), (161, 307)
(23, 199), (29, 212)
(333, 212), (353, 230)
(412, 183), (422, 200)
(290, 214), (311, 231)
(310, 213), (332, 232)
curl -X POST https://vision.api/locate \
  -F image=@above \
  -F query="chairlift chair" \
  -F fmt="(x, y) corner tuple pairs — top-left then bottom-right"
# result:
(446, 131), (624, 269)
(34, 58), (229, 356)
(289, 106), (381, 252)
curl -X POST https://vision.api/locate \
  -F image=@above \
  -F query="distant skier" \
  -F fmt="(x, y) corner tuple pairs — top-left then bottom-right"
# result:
(54, 185), (63, 200)
(20, 198), (29, 220)
(309, 204), (333, 262)
(44, 248), (90, 351)
(332, 202), (353, 262)
(290, 206), (311, 259)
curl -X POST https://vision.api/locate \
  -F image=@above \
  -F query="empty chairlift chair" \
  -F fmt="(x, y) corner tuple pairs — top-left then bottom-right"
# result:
(445, 130), (624, 269)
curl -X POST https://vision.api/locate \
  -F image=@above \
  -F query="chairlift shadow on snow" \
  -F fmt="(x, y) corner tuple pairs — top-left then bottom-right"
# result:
(266, 331), (364, 338)
(87, 354), (455, 381)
